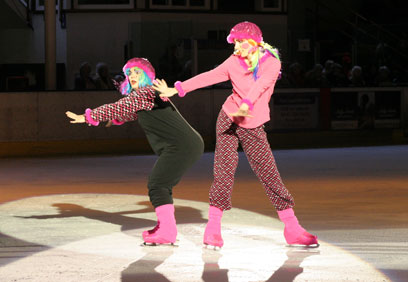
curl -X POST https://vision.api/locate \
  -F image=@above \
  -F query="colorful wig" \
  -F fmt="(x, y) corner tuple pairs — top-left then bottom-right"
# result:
(227, 21), (281, 80)
(118, 58), (155, 95)
(248, 42), (281, 80)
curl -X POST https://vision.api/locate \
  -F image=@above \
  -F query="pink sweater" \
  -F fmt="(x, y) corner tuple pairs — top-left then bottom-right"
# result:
(176, 53), (281, 128)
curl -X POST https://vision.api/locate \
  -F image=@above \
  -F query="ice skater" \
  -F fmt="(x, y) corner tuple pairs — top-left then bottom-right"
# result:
(153, 22), (319, 248)
(66, 57), (204, 245)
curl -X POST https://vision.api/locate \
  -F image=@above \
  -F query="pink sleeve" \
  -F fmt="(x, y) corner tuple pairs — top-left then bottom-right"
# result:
(177, 56), (232, 95)
(84, 88), (154, 126)
(244, 57), (281, 105)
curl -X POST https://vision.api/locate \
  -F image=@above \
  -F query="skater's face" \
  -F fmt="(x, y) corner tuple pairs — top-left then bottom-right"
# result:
(234, 39), (256, 58)
(128, 67), (143, 89)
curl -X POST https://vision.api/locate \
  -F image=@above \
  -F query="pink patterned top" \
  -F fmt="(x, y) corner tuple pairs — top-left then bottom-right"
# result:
(175, 53), (281, 128)
(84, 86), (156, 126)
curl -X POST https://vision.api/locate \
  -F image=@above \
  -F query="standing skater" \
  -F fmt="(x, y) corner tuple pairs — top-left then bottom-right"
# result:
(66, 57), (204, 245)
(153, 22), (318, 248)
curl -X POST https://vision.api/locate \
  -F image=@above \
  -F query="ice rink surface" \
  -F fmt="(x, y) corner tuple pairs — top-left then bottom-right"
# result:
(0, 145), (407, 281)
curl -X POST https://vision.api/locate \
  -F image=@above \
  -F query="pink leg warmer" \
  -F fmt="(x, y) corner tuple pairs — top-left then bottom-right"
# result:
(277, 208), (318, 246)
(203, 205), (224, 247)
(143, 204), (177, 244)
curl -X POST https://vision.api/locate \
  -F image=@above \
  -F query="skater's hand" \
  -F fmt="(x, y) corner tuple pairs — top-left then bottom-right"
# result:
(153, 79), (178, 98)
(229, 103), (253, 118)
(65, 111), (85, 123)
(105, 120), (113, 127)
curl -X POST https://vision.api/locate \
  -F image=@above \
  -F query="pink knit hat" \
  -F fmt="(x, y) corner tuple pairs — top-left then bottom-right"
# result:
(123, 57), (155, 81)
(226, 21), (263, 44)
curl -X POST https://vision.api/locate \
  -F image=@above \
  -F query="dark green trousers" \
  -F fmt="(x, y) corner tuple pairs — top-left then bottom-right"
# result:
(138, 101), (204, 208)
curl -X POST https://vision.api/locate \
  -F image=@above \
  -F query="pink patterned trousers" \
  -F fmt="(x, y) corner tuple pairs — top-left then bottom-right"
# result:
(209, 110), (295, 211)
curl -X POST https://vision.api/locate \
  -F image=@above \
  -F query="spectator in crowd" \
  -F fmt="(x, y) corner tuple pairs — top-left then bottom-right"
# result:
(111, 74), (125, 93)
(363, 63), (378, 86)
(392, 68), (408, 85)
(74, 62), (96, 90)
(398, 32), (408, 54)
(23, 69), (38, 90)
(282, 59), (406, 88)
(349, 65), (365, 87)
(327, 63), (349, 87)
(375, 65), (393, 86)
(322, 59), (334, 77)
(275, 68), (291, 88)
(287, 62), (305, 87)
(178, 59), (192, 82)
(114, 74), (125, 84)
(321, 59), (336, 87)
(341, 52), (352, 79)
(304, 63), (324, 87)
(375, 42), (393, 68)
(158, 44), (183, 85)
(94, 62), (115, 90)
(357, 94), (375, 129)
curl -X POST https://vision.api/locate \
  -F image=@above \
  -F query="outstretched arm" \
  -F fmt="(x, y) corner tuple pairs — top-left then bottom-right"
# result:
(68, 87), (155, 126)
(176, 58), (231, 96)
(155, 56), (232, 98)
(66, 111), (117, 127)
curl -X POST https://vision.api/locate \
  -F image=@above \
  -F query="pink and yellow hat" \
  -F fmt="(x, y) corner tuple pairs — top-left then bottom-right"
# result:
(226, 21), (263, 44)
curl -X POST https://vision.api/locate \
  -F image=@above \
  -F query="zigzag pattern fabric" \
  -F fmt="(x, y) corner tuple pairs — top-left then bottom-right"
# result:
(89, 86), (156, 123)
(209, 110), (295, 211)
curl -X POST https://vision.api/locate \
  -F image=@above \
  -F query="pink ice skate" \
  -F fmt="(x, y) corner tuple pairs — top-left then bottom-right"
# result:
(278, 208), (319, 248)
(143, 204), (177, 246)
(203, 206), (224, 249)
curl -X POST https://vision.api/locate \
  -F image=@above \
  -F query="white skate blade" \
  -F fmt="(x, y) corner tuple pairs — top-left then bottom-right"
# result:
(286, 243), (320, 249)
(141, 242), (178, 247)
(203, 243), (222, 251)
